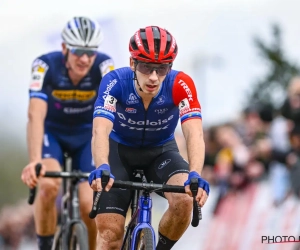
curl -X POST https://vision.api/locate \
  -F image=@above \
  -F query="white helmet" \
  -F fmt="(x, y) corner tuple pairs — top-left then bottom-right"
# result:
(61, 16), (103, 48)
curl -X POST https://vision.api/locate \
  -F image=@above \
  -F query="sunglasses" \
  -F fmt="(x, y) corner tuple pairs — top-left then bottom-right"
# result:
(136, 62), (171, 76)
(67, 45), (97, 58)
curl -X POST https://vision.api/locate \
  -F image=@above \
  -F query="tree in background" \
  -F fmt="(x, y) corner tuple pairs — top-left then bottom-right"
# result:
(247, 24), (300, 110)
(0, 133), (27, 209)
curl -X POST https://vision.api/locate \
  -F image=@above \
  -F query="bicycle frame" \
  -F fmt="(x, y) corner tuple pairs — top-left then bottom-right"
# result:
(27, 158), (88, 250)
(121, 190), (156, 249)
(58, 174), (86, 249)
(90, 169), (202, 250)
(121, 171), (156, 249)
(129, 192), (156, 249)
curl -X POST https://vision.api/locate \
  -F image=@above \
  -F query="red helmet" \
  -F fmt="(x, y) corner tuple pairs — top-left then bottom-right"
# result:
(129, 26), (178, 63)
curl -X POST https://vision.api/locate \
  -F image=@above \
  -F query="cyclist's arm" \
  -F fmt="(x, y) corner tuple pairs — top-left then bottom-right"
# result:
(92, 71), (121, 168)
(27, 99), (47, 162)
(92, 117), (113, 167)
(182, 119), (205, 174)
(172, 71), (204, 174)
(27, 57), (49, 162)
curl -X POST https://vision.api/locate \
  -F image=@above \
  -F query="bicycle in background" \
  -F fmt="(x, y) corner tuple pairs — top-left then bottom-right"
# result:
(28, 158), (90, 250)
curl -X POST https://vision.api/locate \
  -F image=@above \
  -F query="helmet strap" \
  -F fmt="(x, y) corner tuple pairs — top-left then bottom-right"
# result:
(64, 49), (73, 72)
(133, 61), (143, 92)
(64, 50), (69, 68)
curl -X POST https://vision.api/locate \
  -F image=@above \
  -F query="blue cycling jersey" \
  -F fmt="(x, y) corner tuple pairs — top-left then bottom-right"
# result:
(29, 51), (114, 130)
(93, 67), (202, 147)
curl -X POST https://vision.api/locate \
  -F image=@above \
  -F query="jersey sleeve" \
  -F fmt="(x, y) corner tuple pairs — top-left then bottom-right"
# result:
(172, 72), (202, 124)
(98, 54), (115, 77)
(29, 57), (50, 101)
(93, 72), (121, 123)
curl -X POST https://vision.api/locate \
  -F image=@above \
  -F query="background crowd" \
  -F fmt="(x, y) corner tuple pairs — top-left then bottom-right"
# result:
(2, 1), (300, 249)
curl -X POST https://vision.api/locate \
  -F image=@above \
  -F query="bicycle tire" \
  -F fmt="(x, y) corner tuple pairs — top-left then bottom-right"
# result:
(135, 228), (155, 250)
(122, 226), (132, 250)
(68, 222), (89, 250)
(52, 226), (62, 250)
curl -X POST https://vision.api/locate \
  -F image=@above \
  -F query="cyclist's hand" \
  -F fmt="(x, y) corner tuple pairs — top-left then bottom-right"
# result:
(89, 164), (115, 192)
(184, 171), (210, 207)
(21, 162), (46, 189)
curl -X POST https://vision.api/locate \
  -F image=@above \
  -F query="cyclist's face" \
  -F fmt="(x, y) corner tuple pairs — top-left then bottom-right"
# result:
(130, 58), (171, 95)
(62, 43), (97, 78)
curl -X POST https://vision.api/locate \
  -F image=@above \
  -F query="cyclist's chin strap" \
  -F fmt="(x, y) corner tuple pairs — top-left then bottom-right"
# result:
(133, 61), (143, 92)
(64, 49), (73, 72)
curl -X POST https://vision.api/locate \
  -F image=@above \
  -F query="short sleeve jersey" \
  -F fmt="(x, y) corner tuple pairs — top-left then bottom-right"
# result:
(29, 51), (114, 129)
(93, 67), (202, 147)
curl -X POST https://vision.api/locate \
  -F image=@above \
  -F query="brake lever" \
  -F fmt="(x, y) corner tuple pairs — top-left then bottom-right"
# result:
(190, 178), (202, 227)
(89, 170), (110, 219)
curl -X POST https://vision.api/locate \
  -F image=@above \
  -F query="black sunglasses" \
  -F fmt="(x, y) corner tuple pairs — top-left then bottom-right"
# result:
(135, 61), (172, 76)
(68, 46), (97, 58)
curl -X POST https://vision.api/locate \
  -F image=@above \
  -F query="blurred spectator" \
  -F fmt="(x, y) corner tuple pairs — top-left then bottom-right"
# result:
(214, 123), (265, 191)
(265, 76), (300, 206)
(0, 200), (35, 250)
(237, 105), (266, 147)
(281, 76), (300, 125)
(240, 102), (293, 206)
(268, 114), (291, 206)
(285, 123), (300, 198)
(202, 127), (220, 185)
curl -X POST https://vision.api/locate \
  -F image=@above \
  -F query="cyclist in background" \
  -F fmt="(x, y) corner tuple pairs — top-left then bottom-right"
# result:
(89, 26), (210, 250)
(21, 16), (114, 250)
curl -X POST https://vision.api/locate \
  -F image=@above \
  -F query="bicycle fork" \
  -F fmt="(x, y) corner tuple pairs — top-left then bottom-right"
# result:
(131, 193), (156, 249)
(59, 180), (84, 249)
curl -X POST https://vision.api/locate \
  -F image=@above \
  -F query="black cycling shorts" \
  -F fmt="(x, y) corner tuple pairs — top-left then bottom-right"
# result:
(97, 138), (189, 217)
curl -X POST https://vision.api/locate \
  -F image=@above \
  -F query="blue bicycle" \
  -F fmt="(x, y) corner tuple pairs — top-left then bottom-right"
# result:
(89, 170), (202, 250)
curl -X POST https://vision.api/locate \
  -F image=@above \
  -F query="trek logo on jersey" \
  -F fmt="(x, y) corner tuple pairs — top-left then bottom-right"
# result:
(178, 79), (193, 101)
(99, 59), (115, 76)
(158, 159), (171, 169)
(156, 95), (165, 105)
(126, 93), (139, 105)
(104, 95), (117, 112)
(102, 79), (117, 100)
(155, 108), (168, 115)
(52, 90), (96, 102)
(125, 108), (137, 113)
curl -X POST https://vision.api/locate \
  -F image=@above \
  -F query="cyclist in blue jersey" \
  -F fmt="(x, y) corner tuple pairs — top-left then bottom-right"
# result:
(89, 26), (210, 250)
(21, 16), (114, 250)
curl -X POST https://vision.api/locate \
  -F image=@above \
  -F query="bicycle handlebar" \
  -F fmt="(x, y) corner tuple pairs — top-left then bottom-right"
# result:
(27, 165), (202, 227)
(27, 164), (89, 205)
(89, 170), (202, 227)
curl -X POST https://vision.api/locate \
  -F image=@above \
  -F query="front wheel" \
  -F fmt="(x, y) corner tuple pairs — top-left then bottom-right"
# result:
(69, 223), (89, 250)
(122, 226), (132, 250)
(52, 226), (62, 250)
(135, 228), (155, 250)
